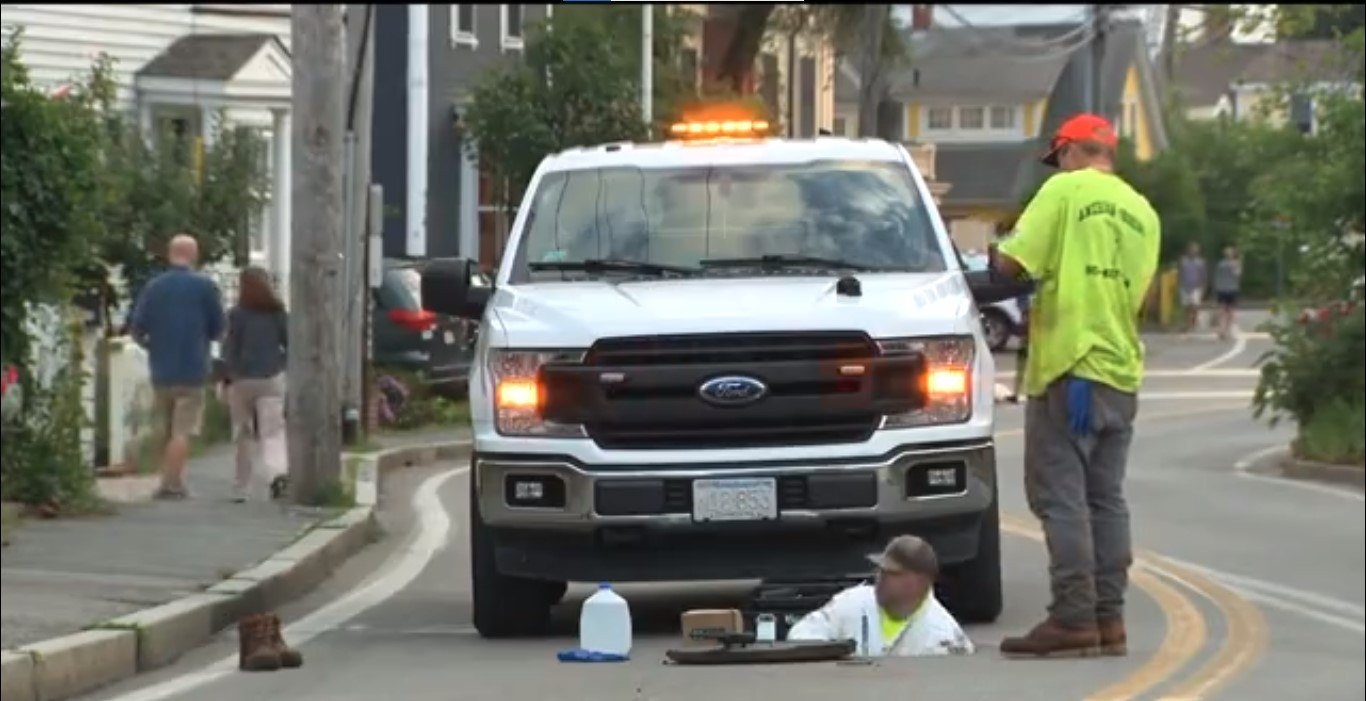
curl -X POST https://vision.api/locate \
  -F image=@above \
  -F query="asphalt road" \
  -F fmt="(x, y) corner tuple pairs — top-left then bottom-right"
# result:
(84, 327), (1365, 701)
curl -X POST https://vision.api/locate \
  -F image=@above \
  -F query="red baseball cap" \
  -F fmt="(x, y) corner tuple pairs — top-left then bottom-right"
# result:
(1040, 113), (1118, 167)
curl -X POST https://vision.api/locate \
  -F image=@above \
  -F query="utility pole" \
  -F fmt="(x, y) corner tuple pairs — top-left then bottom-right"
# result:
(289, 4), (346, 504)
(642, 5), (654, 135)
(340, 4), (375, 443)
(1161, 4), (1182, 86)
(1090, 4), (1109, 115)
(856, 4), (890, 138)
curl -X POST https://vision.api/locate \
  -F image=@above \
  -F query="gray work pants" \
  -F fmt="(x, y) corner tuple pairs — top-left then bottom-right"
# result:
(1024, 378), (1138, 627)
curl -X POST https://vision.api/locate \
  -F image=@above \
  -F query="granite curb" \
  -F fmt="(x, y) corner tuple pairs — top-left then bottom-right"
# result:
(1280, 453), (1366, 490)
(1241, 444), (1366, 491)
(1, 439), (470, 701)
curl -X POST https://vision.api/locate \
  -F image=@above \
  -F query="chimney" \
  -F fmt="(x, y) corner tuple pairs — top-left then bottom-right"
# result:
(911, 5), (933, 31)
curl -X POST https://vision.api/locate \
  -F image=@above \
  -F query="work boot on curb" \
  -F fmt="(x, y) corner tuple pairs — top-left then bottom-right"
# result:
(1000, 618), (1102, 659)
(267, 613), (303, 668)
(238, 615), (282, 672)
(1098, 617), (1127, 656)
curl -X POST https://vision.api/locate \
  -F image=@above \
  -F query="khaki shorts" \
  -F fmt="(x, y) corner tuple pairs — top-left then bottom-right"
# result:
(155, 385), (206, 440)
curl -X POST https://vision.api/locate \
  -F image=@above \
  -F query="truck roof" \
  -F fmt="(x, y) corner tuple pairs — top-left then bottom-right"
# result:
(541, 137), (910, 174)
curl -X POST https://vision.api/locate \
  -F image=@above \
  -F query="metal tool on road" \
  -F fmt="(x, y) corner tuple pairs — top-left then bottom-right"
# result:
(665, 632), (856, 666)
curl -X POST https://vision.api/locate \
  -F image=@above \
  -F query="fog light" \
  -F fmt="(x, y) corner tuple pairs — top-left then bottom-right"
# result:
(925, 467), (958, 488)
(905, 461), (967, 498)
(503, 474), (566, 508)
(513, 481), (544, 501)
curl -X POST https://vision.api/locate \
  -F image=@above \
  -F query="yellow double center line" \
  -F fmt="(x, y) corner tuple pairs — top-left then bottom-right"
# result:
(995, 404), (1269, 700)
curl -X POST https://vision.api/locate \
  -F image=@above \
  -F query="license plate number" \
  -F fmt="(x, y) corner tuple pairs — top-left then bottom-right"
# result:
(692, 478), (778, 523)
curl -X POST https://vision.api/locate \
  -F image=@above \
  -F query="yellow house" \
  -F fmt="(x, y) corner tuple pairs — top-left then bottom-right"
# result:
(836, 18), (1168, 253)
(1171, 38), (1359, 132)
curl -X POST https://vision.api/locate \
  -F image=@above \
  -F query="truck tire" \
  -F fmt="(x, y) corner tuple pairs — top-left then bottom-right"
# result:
(939, 497), (1003, 624)
(980, 308), (1013, 352)
(469, 475), (554, 638)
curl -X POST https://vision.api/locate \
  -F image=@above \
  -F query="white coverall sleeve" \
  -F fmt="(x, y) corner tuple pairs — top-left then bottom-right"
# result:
(785, 601), (838, 642)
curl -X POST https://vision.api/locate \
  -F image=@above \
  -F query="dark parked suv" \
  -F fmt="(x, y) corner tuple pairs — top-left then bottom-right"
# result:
(372, 260), (486, 395)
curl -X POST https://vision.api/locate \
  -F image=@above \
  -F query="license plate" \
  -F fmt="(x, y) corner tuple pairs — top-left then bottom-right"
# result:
(692, 478), (778, 523)
(443, 331), (456, 345)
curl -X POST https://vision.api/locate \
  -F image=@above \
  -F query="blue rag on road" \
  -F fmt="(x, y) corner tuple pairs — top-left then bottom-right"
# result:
(557, 648), (629, 663)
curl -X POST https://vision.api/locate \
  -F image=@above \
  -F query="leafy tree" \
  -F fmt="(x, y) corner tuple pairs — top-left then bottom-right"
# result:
(463, 15), (650, 212)
(1, 33), (106, 366)
(1115, 139), (1208, 266)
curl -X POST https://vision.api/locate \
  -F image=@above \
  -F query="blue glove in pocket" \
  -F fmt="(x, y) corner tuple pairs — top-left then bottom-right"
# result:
(1065, 377), (1093, 436)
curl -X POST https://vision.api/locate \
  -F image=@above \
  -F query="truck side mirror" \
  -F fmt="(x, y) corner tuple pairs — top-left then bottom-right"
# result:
(964, 269), (1033, 305)
(421, 258), (490, 320)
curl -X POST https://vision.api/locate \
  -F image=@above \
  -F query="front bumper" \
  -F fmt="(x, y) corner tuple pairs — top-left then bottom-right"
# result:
(475, 439), (996, 582)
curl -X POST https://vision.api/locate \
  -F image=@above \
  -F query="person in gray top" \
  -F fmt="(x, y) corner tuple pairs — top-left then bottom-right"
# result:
(223, 266), (289, 501)
(1212, 245), (1243, 341)
(1177, 242), (1207, 333)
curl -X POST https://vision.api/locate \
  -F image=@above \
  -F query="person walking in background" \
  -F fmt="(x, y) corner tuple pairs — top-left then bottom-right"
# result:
(1177, 242), (1208, 334)
(223, 266), (290, 502)
(1213, 245), (1243, 341)
(989, 114), (1161, 658)
(129, 234), (225, 499)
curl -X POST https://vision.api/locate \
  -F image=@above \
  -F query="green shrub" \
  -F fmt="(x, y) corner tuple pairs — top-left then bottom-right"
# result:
(0, 317), (98, 510)
(1295, 398), (1366, 465)
(1255, 301), (1366, 464)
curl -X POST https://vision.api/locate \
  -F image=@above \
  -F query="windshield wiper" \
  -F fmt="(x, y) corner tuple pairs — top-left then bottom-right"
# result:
(698, 254), (885, 272)
(527, 258), (698, 278)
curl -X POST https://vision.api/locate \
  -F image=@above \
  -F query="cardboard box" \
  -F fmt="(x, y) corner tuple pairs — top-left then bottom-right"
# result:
(680, 609), (744, 647)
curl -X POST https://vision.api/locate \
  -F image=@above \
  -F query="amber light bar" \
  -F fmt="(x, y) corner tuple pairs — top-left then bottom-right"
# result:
(669, 119), (771, 138)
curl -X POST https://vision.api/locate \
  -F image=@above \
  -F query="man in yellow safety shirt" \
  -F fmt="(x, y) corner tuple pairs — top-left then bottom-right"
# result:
(989, 113), (1161, 658)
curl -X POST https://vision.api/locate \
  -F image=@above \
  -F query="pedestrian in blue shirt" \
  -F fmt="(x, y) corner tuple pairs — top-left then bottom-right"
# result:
(128, 235), (225, 499)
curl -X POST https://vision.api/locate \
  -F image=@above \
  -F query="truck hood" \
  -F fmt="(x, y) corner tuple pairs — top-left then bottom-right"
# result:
(488, 272), (979, 347)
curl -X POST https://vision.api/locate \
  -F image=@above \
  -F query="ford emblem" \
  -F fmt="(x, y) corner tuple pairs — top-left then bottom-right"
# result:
(698, 375), (768, 407)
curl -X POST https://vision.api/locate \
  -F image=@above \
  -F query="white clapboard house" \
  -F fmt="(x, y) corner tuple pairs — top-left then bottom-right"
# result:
(1, 4), (294, 469)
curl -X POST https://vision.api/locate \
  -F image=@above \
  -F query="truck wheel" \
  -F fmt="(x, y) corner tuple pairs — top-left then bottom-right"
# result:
(543, 581), (569, 606)
(980, 309), (1013, 352)
(469, 477), (553, 638)
(939, 497), (1003, 624)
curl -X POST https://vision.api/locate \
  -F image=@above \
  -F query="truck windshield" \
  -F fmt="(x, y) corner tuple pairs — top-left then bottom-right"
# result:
(514, 159), (946, 278)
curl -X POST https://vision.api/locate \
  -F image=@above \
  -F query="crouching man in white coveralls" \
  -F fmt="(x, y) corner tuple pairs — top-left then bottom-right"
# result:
(787, 535), (974, 657)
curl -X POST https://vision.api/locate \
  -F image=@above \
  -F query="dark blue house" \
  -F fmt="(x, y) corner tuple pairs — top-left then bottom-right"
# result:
(371, 4), (551, 267)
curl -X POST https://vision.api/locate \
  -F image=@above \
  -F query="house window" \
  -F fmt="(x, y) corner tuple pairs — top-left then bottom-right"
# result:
(989, 105), (1016, 130)
(501, 4), (524, 50)
(833, 117), (848, 136)
(958, 106), (985, 130)
(926, 106), (952, 130)
(451, 5), (476, 47)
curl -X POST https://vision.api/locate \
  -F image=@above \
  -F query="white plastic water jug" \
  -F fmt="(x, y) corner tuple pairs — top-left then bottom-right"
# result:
(579, 583), (633, 656)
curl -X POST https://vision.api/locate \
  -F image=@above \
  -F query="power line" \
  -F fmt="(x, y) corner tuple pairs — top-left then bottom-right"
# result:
(934, 5), (1099, 63)
(940, 4), (1093, 51)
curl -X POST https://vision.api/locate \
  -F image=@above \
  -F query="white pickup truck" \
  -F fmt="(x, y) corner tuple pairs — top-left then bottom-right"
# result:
(422, 121), (1029, 638)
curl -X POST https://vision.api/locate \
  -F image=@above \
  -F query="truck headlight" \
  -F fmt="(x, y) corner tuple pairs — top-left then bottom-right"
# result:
(876, 336), (974, 428)
(488, 349), (587, 437)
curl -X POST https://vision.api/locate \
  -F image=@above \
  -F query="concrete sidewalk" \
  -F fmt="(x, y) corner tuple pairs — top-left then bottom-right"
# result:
(0, 426), (470, 650)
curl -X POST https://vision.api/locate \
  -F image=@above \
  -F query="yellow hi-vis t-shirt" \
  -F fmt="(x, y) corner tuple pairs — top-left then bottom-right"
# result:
(997, 168), (1161, 398)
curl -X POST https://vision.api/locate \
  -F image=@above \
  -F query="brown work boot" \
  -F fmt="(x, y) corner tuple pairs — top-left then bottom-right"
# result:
(1000, 618), (1101, 659)
(238, 614), (282, 671)
(1098, 617), (1127, 656)
(267, 613), (303, 668)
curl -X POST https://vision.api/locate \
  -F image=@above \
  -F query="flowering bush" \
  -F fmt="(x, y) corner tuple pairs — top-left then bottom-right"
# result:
(1254, 302), (1365, 463)
(376, 374), (411, 426)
